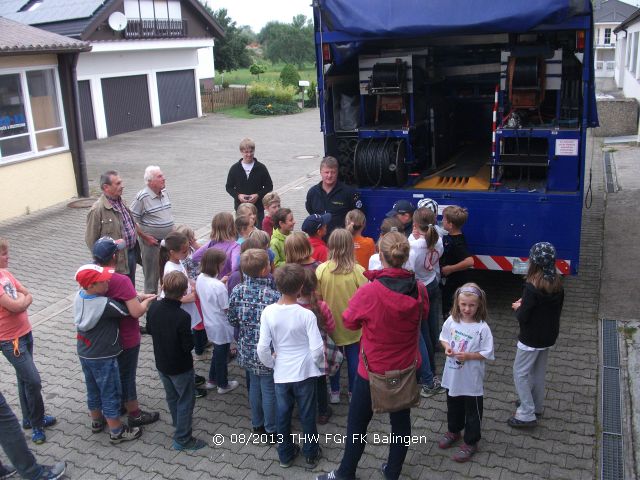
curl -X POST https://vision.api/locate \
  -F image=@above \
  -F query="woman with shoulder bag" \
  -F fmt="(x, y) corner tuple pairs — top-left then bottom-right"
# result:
(316, 232), (429, 480)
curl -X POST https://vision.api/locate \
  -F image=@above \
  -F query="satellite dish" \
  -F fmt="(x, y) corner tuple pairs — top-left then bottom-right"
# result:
(108, 11), (127, 31)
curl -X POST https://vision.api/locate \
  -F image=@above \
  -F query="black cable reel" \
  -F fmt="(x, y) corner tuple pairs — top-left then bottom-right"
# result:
(353, 139), (407, 187)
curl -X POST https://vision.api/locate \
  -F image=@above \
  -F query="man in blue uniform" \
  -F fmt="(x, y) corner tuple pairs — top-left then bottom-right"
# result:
(305, 156), (360, 238)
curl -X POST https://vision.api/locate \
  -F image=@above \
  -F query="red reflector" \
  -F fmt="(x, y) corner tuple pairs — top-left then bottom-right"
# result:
(322, 44), (331, 63)
(576, 31), (585, 51)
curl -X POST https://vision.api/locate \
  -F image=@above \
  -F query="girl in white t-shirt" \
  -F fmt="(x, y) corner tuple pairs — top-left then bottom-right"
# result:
(196, 248), (238, 394)
(410, 205), (445, 395)
(438, 283), (494, 463)
(158, 231), (202, 330)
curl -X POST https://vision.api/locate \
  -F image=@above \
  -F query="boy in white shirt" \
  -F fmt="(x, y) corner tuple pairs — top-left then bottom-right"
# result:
(257, 264), (324, 470)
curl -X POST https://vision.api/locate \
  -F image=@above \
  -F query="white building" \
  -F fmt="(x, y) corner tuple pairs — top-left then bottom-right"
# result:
(1, 0), (224, 140)
(614, 8), (640, 101)
(593, 0), (637, 78)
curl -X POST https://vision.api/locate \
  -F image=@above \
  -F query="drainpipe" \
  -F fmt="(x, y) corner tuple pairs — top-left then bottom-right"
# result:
(59, 52), (90, 197)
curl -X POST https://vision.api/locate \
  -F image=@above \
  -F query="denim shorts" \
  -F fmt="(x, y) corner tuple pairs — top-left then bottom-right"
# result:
(117, 346), (140, 403)
(80, 357), (122, 419)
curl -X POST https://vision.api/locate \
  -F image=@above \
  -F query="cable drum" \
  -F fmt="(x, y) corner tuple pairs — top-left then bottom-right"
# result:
(512, 57), (540, 89)
(353, 139), (407, 187)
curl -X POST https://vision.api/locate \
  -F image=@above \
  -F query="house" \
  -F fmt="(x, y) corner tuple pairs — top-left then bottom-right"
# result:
(614, 8), (640, 102)
(0, 16), (90, 221)
(1, 0), (224, 140)
(593, 0), (638, 78)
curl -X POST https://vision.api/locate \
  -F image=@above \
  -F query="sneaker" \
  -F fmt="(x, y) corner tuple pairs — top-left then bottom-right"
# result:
(22, 415), (57, 430)
(316, 471), (347, 480)
(318, 406), (333, 425)
(437, 431), (461, 449)
(38, 461), (66, 480)
(252, 426), (266, 435)
(507, 416), (538, 428)
(420, 383), (444, 398)
(173, 437), (207, 451)
(452, 443), (478, 462)
(0, 464), (17, 479)
(217, 380), (239, 394)
(205, 381), (217, 390)
(329, 391), (340, 404)
(514, 400), (543, 417)
(305, 446), (322, 470)
(91, 417), (106, 433)
(195, 388), (207, 399)
(279, 444), (300, 468)
(109, 424), (142, 444)
(194, 374), (206, 386)
(32, 428), (46, 445)
(128, 410), (160, 427)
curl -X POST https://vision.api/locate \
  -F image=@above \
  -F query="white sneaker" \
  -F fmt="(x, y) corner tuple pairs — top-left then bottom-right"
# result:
(217, 380), (239, 394)
(329, 391), (340, 404)
(205, 381), (217, 390)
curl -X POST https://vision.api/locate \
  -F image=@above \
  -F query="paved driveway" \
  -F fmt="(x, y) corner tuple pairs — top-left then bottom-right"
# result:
(0, 110), (599, 479)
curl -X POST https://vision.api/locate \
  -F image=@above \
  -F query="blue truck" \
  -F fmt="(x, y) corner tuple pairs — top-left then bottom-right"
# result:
(312, 0), (598, 274)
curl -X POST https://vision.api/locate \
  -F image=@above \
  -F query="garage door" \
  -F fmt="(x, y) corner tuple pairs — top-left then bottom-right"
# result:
(101, 75), (152, 136)
(157, 70), (197, 124)
(78, 80), (96, 141)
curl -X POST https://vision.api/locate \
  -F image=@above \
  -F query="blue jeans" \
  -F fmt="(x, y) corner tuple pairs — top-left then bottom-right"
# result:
(275, 377), (318, 462)
(117, 345), (139, 403)
(337, 374), (411, 480)
(158, 369), (195, 445)
(126, 247), (137, 286)
(248, 371), (276, 433)
(330, 342), (359, 394)
(0, 390), (43, 479)
(79, 357), (121, 419)
(0, 332), (45, 429)
(418, 334), (433, 386)
(208, 343), (230, 388)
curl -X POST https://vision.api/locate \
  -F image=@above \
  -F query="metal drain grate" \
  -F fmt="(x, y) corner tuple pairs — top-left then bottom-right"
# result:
(603, 152), (617, 194)
(601, 319), (623, 480)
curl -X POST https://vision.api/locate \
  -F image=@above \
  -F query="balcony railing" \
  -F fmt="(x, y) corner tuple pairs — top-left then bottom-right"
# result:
(124, 18), (187, 39)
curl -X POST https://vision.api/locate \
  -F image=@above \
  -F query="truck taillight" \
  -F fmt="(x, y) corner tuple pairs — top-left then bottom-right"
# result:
(576, 31), (585, 51)
(322, 44), (331, 63)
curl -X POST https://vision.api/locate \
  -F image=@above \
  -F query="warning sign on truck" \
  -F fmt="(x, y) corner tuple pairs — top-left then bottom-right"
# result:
(555, 139), (579, 156)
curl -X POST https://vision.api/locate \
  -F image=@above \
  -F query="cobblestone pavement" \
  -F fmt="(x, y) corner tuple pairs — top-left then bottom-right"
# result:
(0, 111), (601, 479)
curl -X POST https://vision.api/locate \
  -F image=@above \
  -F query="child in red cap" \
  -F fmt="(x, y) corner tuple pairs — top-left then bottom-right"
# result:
(73, 264), (142, 444)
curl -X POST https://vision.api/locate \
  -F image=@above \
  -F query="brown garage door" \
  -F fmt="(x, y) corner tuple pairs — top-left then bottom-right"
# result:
(101, 75), (152, 136)
(157, 69), (198, 124)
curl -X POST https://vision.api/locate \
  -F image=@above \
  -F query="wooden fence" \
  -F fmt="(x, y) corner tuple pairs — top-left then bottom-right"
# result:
(201, 87), (249, 113)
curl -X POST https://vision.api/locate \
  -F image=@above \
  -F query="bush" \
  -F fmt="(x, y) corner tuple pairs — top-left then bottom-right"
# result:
(304, 80), (317, 108)
(280, 64), (301, 88)
(247, 82), (301, 115)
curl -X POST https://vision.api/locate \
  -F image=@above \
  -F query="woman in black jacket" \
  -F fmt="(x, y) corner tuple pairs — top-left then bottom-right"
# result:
(225, 138), (273, 226)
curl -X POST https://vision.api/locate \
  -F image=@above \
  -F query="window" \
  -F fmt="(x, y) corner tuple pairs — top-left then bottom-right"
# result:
(604, 28), (611, 45)
(0, 68), (66, 161)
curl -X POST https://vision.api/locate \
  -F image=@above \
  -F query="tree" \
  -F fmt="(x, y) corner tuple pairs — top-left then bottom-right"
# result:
(280, 64), (300, 88)
(200, 3), (251, 73)
(259, 15), (315, 69)
(250, 63), (267, 80)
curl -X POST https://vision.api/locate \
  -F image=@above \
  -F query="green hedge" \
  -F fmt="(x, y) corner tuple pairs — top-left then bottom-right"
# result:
(248, 82), (301, 116)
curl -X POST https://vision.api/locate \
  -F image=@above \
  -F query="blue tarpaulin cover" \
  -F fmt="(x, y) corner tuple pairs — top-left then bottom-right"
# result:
(316, 0), (598, 127)
(318, 0), (591, 37)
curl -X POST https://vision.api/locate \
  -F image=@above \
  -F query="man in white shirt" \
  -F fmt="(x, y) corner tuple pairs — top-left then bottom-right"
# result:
(257, 264), (324, 470)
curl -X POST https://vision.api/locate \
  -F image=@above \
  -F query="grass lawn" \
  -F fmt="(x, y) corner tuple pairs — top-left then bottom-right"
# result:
(219, 63), (316, 86)
(215, 105), (259, 119)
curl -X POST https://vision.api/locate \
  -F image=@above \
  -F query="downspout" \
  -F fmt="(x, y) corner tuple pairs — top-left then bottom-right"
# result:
(59, 51), (90, 197)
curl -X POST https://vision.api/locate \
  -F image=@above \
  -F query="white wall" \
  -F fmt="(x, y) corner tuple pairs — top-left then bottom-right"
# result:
(197, 46), (215, 80)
